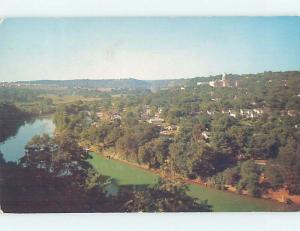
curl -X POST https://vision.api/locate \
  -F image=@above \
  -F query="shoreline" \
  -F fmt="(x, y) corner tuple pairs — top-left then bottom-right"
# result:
(91, 151), (300, 209)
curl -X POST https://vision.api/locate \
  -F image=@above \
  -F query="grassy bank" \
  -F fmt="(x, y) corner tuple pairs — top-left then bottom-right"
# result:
(90, 153), (297, 212)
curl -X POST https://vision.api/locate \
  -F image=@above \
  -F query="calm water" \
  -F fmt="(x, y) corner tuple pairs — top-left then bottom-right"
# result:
(90, 154), (298, 211)
(0, 118), (55, 162)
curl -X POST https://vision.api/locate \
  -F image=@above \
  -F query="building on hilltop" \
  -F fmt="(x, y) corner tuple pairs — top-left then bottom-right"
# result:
(221, 73), (230, 87)
(208, 73), (239, 88)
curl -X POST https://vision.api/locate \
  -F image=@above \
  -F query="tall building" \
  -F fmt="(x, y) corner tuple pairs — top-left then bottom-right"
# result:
(221, 73), (227, 81)
(222, 73), (230, 87)
(209, 73), (231, 88)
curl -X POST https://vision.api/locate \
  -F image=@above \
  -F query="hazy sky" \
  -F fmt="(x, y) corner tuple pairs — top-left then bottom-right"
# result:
(0, 17), (299, 81)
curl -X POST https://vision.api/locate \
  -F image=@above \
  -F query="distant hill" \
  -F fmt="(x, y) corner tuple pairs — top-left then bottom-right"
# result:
(19, 78), (186, 90)
(18, 71), (300, 91)
(147, 79), (187, 91)
(19, 78), (150, 90)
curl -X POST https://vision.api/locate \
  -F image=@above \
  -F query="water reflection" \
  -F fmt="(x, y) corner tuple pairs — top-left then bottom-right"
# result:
(0, 118), (55, 162)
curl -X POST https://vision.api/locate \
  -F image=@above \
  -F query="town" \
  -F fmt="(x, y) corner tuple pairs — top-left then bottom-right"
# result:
(1, 16), (300, 213)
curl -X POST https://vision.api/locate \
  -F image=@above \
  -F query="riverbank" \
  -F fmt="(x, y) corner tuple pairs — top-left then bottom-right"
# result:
(92, 149), (300, 206)
(0, 117), (55, 162)
(90, 152), (299, 212)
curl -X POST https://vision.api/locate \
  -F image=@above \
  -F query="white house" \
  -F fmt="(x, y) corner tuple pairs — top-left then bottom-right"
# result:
(148, 117), (164, 124)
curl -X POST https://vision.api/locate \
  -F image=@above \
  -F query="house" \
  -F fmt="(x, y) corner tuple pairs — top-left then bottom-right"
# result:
(239, 108), (264, 118)
(148, 117), (165, 125)
(160, 125), (178, 136)
(228, 110), (237, 118)
(160, 130), (174, 136)
(197, 82), (209, 86)
(222, 109), (237, 118)
(206, 110), (215, 116)
(253, 108), (264, 115)
(254, 160), (267, 166)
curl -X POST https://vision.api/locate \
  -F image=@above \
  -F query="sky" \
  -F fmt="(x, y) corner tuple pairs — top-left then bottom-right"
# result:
(0, 17), (299, 81)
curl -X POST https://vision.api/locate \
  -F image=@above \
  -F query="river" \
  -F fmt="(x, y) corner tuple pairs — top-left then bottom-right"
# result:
(0, 118), (55, 162)
(90, 154), (298, 212)
(0, 117), (297, 211)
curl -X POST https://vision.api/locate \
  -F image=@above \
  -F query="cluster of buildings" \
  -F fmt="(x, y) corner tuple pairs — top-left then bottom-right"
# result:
(140, 105), (165, 125)
(205, 108), (265, 119)
(0, 82), (39, 88)
(205, 107), (299, 119)
(209, 73), (240, 88)
(140, 105), (179, 136)
(196, 73), (240, 88)
(147, 108), (165, 125)
(239, 108), (264, 118)
(148, 117), (165, 125)
(96, 111), (122, 121)
(160, 125), (178, 136)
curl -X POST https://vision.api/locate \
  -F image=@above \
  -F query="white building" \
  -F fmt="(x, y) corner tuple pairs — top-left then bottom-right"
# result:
(197, 82), (209, 86)
(148, 117), (165, 124)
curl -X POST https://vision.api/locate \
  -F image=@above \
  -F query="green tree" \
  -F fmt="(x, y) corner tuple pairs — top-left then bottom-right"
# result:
(238, 160), (261, 197)
(138, 138), (170, 168)
(267, 137), (300, 194)
(120, 179), (213, 212)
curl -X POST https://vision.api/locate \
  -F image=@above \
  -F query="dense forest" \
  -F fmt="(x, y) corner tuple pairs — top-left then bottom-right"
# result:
(1, 71), (300, 212)
(53, 71), (300, 199)
(0, 131), (211, 212)
(0, 100), (211, 213)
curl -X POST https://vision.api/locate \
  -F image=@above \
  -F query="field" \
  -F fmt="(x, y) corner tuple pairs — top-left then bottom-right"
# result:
(90, 153), (297, 212)
(42, 94), (101, 104)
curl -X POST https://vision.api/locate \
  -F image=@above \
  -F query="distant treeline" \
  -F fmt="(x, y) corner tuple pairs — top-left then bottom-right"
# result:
(16, 71), (300, 91)
(19, 78), (151, 90)
(18, 78), (187, 90)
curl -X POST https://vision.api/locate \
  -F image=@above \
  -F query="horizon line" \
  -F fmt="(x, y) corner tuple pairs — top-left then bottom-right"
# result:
(3, 69), (299, 83)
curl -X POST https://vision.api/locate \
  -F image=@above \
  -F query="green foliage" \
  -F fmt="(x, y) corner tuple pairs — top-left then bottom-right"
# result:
(20, 132), (90, 184)
(120, 179), (213, 212)
(138, 138), (170, 168)
(0, 88), (43, 103)
(238, 160), (261, 197)
(266, 137), (300, 194)
(0, 103), (30, 142)
(222, 166), (241, 185)
(210, 161), (261, 197)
